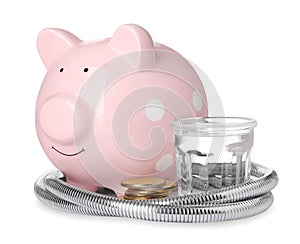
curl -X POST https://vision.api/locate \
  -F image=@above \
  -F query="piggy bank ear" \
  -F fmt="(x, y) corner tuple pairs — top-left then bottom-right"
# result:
(109, 24), (154, 54)
(37, 28), (80, 69)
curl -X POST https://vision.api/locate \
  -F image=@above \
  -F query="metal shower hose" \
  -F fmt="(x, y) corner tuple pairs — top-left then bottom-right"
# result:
(34, 162), (278, 223)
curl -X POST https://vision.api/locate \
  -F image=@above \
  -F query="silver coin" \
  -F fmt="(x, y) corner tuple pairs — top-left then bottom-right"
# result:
(125, 188), (171, 196)
(121, 177), (166, 189)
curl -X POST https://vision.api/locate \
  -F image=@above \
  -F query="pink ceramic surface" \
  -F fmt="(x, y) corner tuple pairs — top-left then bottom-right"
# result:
(36, 24), (208, 195)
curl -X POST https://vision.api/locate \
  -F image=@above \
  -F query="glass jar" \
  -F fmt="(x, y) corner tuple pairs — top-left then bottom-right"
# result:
(171, 117), (257, 196)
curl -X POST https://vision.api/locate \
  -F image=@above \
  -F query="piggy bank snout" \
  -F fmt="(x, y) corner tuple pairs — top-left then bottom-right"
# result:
(38, 94), (90, 145)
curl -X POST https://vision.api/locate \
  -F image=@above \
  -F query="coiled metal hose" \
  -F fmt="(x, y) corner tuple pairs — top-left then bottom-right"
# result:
(34, 163), (278, 223)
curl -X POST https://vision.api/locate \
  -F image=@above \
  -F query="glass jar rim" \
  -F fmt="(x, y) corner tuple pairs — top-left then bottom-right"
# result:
(170, 117), (257, 134)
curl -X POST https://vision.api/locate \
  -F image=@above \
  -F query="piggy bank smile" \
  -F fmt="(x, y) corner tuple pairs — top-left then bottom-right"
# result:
(51, 146), (85, 157)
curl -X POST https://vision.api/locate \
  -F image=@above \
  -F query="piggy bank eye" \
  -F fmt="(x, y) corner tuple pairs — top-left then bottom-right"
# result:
(59, 68), (64, 73)
(83, 67), (89, 72)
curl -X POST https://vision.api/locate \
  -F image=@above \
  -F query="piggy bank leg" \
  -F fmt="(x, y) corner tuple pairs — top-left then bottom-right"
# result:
(66, 177), (100, 192)
(96, 187), (117, 197)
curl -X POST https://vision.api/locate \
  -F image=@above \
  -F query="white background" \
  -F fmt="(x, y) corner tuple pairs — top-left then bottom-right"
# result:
(1, 0), (299, 243)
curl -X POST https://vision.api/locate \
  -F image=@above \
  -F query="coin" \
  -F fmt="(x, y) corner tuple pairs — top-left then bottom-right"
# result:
(125, 181), (177, 196)
(125, 189), (169, 196)
(125, 189), (170, 197)
(121, 177), (166, 189)
(160, 180), (177, 190)
(120, 177), (177, 200)
(123, 193), (169, 200)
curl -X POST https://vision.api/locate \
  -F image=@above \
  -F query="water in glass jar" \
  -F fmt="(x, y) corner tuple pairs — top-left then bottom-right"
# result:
(175, 133), (252, 195)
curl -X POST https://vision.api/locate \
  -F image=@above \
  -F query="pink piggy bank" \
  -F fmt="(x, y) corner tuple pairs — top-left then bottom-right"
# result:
(36, 24), (208, 195)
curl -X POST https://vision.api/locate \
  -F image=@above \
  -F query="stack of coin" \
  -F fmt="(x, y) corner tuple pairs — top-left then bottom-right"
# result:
(121, 177), (177, 200)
